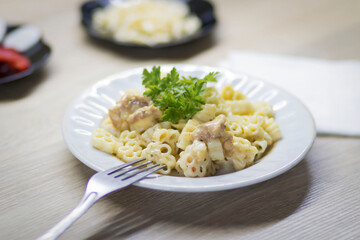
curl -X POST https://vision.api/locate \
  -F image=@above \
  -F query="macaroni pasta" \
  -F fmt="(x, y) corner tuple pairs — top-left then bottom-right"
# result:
(92, 85), (282, 177)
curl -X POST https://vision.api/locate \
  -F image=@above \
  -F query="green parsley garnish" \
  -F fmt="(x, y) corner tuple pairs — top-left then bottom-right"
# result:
(142, 66), (219, 123)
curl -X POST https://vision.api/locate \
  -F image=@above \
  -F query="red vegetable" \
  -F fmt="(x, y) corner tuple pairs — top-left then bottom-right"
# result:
(0, 46), (30, 78)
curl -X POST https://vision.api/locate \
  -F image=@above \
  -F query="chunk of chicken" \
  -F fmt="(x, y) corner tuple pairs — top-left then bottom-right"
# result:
(127, 105), (162, 133)
(192, 114), (234, 156)
(109, 91), (151, 131)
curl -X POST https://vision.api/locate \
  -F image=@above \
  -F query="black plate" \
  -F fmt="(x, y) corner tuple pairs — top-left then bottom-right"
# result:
(0, 25), (51, 84)
(81, 0), (217, 48)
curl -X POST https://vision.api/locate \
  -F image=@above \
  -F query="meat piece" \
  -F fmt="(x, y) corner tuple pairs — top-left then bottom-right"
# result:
(109, 91), (151, 131)
(127, 105), (162, 132)
(193, 114), (226, 141)
(192, 114), (234, 155)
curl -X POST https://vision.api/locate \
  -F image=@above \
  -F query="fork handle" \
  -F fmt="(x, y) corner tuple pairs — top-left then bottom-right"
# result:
(36, 192), (99, 240)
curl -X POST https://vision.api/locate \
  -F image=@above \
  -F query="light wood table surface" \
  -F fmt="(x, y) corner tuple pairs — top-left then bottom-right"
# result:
(1, 0), (360, 239)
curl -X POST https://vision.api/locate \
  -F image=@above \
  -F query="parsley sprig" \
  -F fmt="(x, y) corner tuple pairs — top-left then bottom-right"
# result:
(142, 66), (218, 123)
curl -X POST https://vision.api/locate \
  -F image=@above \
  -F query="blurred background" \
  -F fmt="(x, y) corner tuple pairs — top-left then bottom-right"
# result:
(2, 0), (359, 87)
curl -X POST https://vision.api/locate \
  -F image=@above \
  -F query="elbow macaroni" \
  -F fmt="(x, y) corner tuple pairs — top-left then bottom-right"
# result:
(92, 85), (281, 177)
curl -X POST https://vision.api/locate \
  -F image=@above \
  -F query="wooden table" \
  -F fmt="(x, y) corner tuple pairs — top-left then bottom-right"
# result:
(1, 0), (359, 239)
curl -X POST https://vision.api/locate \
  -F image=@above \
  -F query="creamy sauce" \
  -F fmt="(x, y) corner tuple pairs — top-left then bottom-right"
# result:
(127, 105), (161, 124)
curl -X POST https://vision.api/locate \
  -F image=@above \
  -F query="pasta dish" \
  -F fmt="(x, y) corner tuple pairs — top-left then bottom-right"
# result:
(92, 67), (281, 177)
(92, 0), (201, 46)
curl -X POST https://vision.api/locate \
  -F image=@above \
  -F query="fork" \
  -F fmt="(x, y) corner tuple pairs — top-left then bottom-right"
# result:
(36, 159), (164, 240)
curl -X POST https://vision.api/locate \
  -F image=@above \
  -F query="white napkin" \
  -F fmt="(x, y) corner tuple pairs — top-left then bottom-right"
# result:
(219, 51), (360, 136)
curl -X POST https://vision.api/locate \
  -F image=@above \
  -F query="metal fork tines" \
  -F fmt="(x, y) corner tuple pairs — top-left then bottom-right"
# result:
(37, 159), (164, 240)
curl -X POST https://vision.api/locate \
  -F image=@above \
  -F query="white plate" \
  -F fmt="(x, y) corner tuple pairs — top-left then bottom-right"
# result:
(62, 65), (316, 192)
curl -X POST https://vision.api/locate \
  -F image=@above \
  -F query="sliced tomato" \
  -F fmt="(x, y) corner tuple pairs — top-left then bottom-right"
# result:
(0, 47), (30, 77)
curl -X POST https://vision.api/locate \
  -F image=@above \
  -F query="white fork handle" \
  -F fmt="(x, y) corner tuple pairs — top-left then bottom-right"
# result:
(36, 192), (99, 240)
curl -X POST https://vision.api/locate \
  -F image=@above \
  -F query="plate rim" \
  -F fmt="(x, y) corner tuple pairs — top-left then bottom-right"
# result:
(62, 64), (316, 192)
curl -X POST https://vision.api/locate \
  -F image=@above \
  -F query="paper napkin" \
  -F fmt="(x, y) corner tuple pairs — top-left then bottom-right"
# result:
(219, 51), (360, 136)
